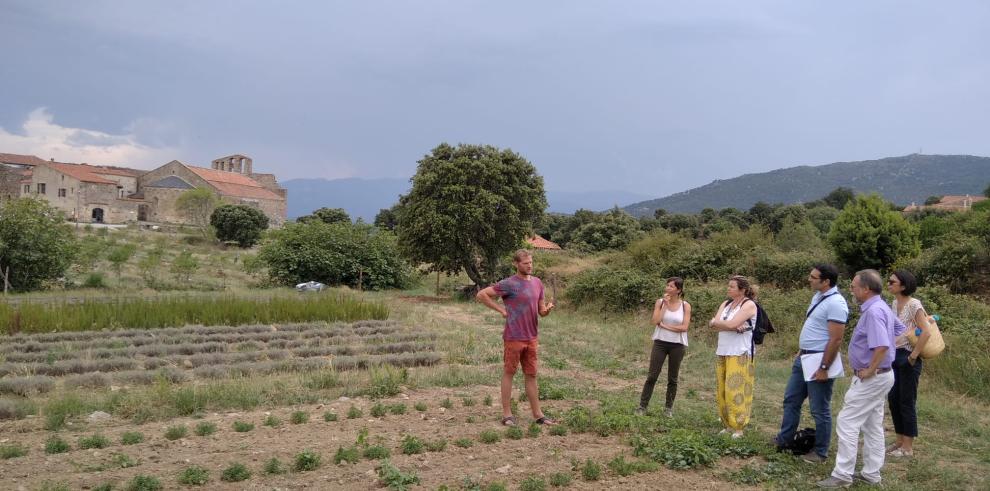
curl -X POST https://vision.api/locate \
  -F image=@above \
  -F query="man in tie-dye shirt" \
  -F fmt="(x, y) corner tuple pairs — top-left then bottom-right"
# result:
(477, 249), (556, 426)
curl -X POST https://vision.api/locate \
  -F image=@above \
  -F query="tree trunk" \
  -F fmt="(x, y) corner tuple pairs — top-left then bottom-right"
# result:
(463, 262), (486, 289)
(435, 271), (440, 297)
(2, 265), (9, 294)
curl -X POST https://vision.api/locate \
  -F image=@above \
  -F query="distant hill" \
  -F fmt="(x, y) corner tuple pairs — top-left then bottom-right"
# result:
(623, 154), (990, 216)
(283, 177), (649, 220)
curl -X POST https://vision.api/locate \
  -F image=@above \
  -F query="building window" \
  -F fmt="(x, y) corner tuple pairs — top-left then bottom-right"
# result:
(23, 184), (30, 194)
(37, 183), (46, 195)
(58, 188), (67, 197)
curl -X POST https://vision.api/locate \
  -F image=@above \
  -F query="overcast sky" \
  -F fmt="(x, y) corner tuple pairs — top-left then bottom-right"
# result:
(2, 1), (989, 197)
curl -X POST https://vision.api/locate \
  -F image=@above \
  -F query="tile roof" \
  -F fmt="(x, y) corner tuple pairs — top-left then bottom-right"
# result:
(0, 153), (47, 166)
(82, 164), (144, 177)
(186, 165), (284, 201)
(146, 176), (195, 189)
(527, 235), (562, 250)
(46, 162), (117, 185)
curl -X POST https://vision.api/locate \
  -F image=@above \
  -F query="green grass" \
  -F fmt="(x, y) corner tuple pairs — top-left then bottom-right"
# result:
(414, 401), (428, 411)
(479, 429), (501, 444)
(290, 410), (309, 424)
(400, 435), (425, 455)
(194, 422), (216, 436)
(78, 433), (110, 449)
(334, 445), (361, 464)
(125, 475), (162, 491)
(177, 465), (209, 485)
(232, 420), (254, 432)
(121, 431), (145, 445)
(263, 414), (281, 427)
(44, 435), (70, 454)
(364, 444), (391, 460)
(220, 463), (251, 482)
(294, 450), (322, 471)
(164, 424), (188, 440)
(1, 291), (388, 334)
(323, 410), (339, 422)
(454, 437), (474, 448)
(264, 457), (288, 475)
(347, 406), (362, 419)
(0, 442), (28, 459)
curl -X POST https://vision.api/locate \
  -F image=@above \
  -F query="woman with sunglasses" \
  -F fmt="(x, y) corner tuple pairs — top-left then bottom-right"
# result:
(885, 270), (932, 458)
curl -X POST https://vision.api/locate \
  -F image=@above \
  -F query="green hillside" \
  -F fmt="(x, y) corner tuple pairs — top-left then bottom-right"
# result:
(624, 154), (990, 216)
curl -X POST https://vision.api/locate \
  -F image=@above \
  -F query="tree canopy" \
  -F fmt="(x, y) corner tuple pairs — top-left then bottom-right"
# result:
(210, 204), (270, 247)
(827, 194), (919, 272)
(823, 187), (856, 210)
(0, 198), (77, 291)
(396, 143), (546, 287)
(297, 207), (350, 225)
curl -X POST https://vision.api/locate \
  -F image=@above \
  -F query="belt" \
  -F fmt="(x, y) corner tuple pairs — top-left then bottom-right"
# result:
(877, 367), (892, 373)
(799, 349), (823, 355)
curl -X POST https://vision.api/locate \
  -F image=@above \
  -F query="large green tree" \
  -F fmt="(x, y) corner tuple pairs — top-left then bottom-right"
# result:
(210, 204), (270, 247)
(0, 198), (77, 291)
(259, 221), (411, 290)
(396, 143), (546, 287)
(297, 207), (350, 225)
(827, 194), (920, 272)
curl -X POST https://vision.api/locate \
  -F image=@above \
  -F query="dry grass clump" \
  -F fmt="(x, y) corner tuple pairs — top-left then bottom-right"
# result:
(0, 398), (36, 420)
(0, 375), (56, 396)
(192, 365), (229, 379)
(64, 372), (110, 389)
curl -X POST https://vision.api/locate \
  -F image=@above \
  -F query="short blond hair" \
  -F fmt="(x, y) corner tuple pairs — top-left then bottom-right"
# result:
(512, 249), (532, 262)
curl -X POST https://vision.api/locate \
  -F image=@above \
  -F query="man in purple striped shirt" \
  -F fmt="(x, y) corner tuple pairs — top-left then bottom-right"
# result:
(818, 269), (905, 488)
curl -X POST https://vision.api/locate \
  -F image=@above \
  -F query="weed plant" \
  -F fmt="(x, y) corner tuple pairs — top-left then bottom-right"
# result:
(164, 424), (188, 440)
(527, 422), (542, 438)
(425, 438), (447, 452)
(323, 411), (338, 422)
(263, 457), (287, 475)
(377, 459), (420, 490)
(371, 403), (387, 417)
(548, 425), (568, 437)
(363, 444), (391, 460)
(630, 429), (718, 469)
(79, 433), (110, 449)
(548, 472), (572, 487)
(505, 426), (524, 440)
(263, 414), (281, 427)
(177, 466), (209, 485)
(125, 475), (162, 491)
(400, 435), (425, 454)
(110, 452), (138, 469)
(290, 410), (309, 424)
(44, 436), (70, 454)
(607, 455), (658, 476)
(440, 397), (453, 409)
(294, 449), (322, 471)
(519, 475), (547, 491)
(194, 422), (216, 436)
(580, 459), (601, 481)
(479, 429), (501, 444)
(454, 437), (474, 448)
(121, 431), (145, 445)
(414, 401), (427, 411)
(220, 463), (251, 482)
(0, 442), (27, 459)
(388, 403), (406, 415)
(334, 445), (361, 464)
(346, 406), (362, 419)
(483, 395), (493, 406)
(367, 365), (407, 398)
(232, 421), (254, 432)
(462, 397), (475, 407)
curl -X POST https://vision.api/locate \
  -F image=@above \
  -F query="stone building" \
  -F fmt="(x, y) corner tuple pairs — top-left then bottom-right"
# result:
(0, 152), (287, 226)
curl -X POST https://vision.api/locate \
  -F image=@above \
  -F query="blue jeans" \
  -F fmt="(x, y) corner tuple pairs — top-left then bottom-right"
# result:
(777, 355), (834, 457)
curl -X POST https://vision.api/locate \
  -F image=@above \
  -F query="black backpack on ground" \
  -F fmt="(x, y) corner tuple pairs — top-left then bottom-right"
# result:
(776, 427), (816, 455)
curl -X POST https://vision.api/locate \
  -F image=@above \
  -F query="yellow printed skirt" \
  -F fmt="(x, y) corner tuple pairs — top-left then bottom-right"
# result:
(716, 354), (755, 431)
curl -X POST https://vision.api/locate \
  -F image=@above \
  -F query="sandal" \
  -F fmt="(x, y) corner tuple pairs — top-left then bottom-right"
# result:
(534, 416), (558, 426)
(501, 416), (517, 426)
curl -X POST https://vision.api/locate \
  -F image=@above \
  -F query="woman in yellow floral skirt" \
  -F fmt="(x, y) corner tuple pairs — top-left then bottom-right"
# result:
(708, 275), (758, 439)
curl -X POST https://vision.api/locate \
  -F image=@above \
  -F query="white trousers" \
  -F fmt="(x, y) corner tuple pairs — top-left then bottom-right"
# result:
(831, 370), (895, 483)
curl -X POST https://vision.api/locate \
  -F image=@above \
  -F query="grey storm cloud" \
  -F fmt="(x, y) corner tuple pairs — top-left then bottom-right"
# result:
(1, 0), (989, 196)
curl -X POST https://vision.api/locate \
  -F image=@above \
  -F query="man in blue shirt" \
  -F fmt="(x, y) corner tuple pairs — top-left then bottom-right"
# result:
(774, 264), (848, 463)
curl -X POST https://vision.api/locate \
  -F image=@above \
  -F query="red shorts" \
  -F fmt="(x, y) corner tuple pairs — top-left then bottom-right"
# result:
(503, 339), (538, 376)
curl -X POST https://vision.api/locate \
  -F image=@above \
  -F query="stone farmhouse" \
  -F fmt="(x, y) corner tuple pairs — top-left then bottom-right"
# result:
(0, 153), (287, 226)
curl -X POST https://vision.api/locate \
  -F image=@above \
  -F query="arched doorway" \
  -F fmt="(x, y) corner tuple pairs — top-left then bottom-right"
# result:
(92, 208), (104, 223)
(137, 204), (148, 221)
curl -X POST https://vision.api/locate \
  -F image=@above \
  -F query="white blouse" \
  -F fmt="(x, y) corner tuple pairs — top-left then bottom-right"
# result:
(715, 300), (756, 356)
(652, 301), (688, 346)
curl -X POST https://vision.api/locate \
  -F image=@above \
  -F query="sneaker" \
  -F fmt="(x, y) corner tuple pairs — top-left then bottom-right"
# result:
(731, 431), (744, 439)
(853, 472), (880, 485)
(634, 407), (646, 416)
(888, 448), (913, 458)
(801, 451), (826, 463)
(663, 407), (674, 418)
(816, 476), (852, 488)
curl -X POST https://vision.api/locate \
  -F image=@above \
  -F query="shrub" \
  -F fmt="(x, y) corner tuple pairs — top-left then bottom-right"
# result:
(0, 198), (77, 292)
(0, 442), (27, 459)
(220, 463), (251, 482)
(323, 411), (339, 422)
(364, 444), (391, 460)
(414, 401), (427, 412)
(290, 410), (309, 424)
(164, 425), (188, 440)
(0, 398), (35, 420)
(377, 459), (420, 490)
(548, 472), (572, 487)
(828, 194), (920, 271)
(549, 424), (568, 437)
(177, 465), (210, 486)
(461, 397), (475, 407)
(232, 421), (254, 432)
(505, 426), (524, 440)
(479, 429), (501, 444)
(83, 272), (108, 288)
(294, 449), (322, 471)
(368, 364), (407, 398)
(347, 406), (362, 419)
(580, 459), (602, 481)
(454, 437), (474, 448)
(125, 475), (163, 491)
(194, 422), (217, 436)
(440, 397), (453, 409)
(121, 431), (145, 445)
(400, 435), (425, 454)
(388, 403), (407, 415)
(527, 422), (542, 438)
(263, 457), (287, 475)
(425, 439), (447, 452)
(79, 433), (110, 449)
(484, 394), (493, 406)
(210, 204), (269, 248)
(263, 414), (281, 427)
(334, 445), (361, 464)
(0, 375), (56, 396)
(45, 435), (70, 454)
(370, 403), (387, 418)
(519, 475), (547, 491)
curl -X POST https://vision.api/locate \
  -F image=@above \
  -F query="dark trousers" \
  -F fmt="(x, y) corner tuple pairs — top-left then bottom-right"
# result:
(777, 356), (835, 458)
(888, 348), (922, 437)
(639, 340), (685, 410)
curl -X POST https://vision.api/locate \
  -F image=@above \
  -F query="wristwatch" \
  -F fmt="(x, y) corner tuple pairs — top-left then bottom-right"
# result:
(820, 363), (828, 370)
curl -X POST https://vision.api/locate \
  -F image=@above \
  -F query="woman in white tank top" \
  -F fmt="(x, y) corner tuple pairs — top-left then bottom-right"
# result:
(708, 275), (759, 439)
(637, 277), (691, 416)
